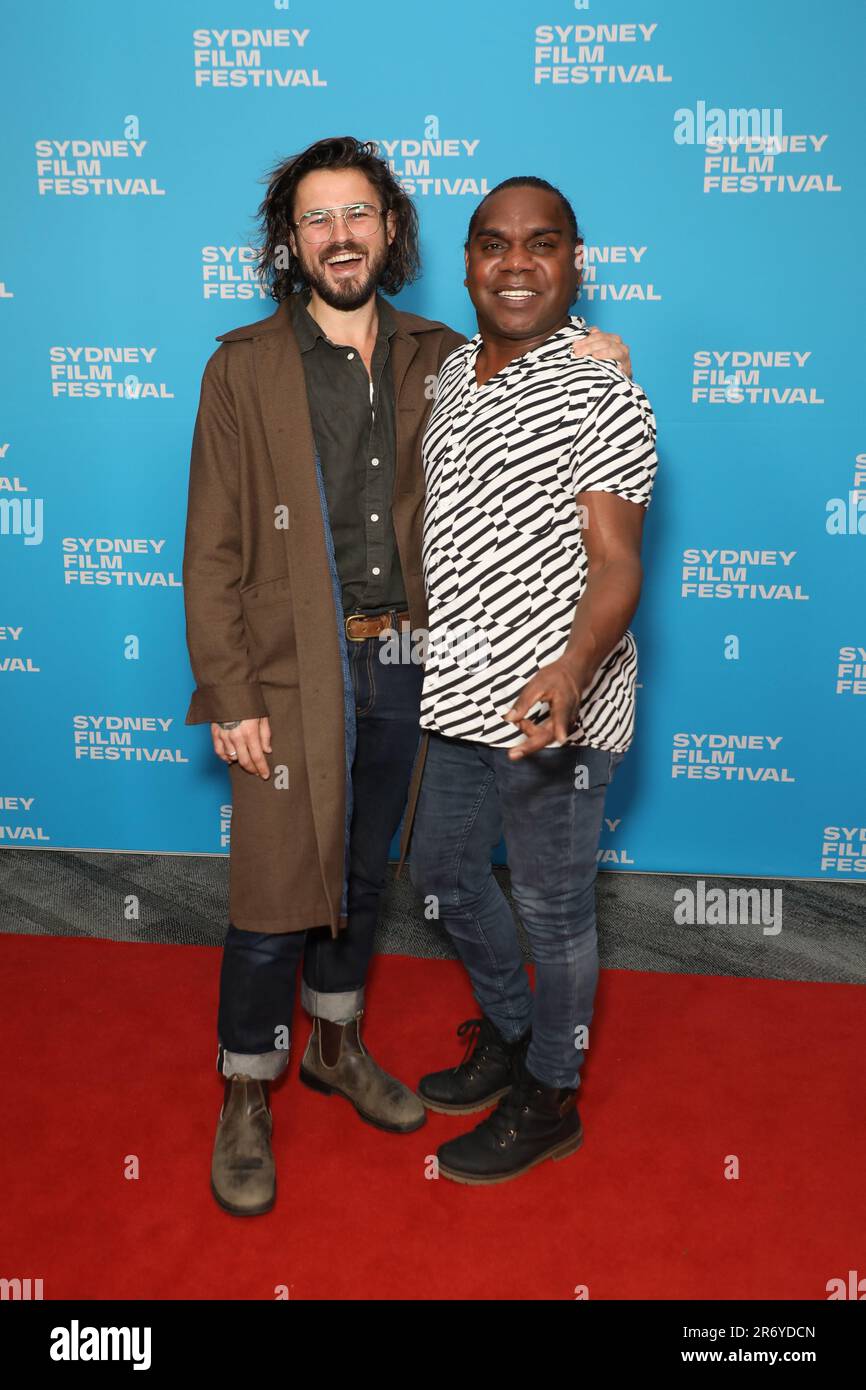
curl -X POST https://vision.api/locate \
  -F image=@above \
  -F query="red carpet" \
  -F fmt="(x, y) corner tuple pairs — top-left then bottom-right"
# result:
(0, 933), (863, 1301)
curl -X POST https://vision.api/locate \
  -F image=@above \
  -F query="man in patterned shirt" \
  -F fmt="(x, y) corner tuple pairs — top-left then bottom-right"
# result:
(409, 176), (659, 1185)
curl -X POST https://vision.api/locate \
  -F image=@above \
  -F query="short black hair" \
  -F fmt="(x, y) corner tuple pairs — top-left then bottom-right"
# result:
(255, 135), (421, 302)
(465, 175), (580, 246)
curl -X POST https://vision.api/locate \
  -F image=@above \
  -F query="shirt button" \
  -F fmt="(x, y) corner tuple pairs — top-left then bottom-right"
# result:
(370, 513), (379, 522)
(372, 566), (381, 575)
(347, 352), (355, 360)
(371, 456), (379, 466)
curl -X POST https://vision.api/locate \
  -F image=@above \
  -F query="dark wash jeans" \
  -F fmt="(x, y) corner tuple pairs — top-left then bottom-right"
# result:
(409, 731), (625, 1090)
(217, 631), (423, 1080)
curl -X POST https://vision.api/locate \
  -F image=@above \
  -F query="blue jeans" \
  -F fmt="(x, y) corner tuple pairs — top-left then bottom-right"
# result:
(409, 731), (624, 1090)
(216, 630), (423, 1079)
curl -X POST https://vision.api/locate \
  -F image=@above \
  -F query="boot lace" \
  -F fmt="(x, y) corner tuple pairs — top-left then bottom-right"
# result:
(481, 1081), (532, 1148)
(454, 1017), (492, 1078)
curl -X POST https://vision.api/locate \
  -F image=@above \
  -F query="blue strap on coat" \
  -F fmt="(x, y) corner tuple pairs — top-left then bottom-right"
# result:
(311, 452), (356, 918)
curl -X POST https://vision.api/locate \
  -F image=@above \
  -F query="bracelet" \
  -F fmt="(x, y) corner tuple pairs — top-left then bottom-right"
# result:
(218, 720), (242, 730)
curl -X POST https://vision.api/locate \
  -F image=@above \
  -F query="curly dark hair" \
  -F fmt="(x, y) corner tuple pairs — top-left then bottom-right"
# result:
(254, 135), (421, 302)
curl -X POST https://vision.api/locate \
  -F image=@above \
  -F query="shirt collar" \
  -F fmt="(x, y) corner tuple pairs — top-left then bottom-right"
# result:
(466, 314), (588, 369)
(462, 315), (588, 395)
(291, 288), (399, 353)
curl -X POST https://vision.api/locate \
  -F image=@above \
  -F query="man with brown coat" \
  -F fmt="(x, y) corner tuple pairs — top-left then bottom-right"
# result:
(182, 136), (631, 1216)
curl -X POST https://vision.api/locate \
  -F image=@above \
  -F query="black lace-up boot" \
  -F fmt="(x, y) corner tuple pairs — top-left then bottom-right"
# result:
(436, 1052), (583, 1184)
(418, 1015), (530, 1114)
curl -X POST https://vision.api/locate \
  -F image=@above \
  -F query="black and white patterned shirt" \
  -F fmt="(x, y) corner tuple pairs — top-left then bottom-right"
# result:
(419, 315), (658, 751)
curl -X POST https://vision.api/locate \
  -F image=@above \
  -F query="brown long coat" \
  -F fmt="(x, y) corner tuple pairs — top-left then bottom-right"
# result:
(182, 294), (465, 934)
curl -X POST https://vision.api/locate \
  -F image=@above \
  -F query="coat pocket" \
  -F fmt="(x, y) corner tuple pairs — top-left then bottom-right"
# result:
(240, 575), (293, 607)
(240, 577), (299, 687)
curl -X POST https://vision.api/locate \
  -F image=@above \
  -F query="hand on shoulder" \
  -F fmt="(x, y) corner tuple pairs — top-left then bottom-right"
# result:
(572, 326), (632, 379)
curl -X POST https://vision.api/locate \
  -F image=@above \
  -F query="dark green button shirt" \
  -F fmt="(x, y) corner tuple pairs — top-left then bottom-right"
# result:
(290, 289), (407, 616)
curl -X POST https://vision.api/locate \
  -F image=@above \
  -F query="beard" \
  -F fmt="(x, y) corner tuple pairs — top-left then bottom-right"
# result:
(300, 238), (390, 310)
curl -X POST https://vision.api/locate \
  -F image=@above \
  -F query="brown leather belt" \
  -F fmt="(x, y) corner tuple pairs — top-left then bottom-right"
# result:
(344, 609), (412, 642)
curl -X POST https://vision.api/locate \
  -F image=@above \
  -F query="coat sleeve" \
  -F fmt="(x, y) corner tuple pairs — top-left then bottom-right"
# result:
(182, 345), (269, 726)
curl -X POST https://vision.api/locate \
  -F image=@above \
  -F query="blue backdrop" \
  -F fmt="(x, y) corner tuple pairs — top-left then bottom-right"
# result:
(1, 0), (864, 880)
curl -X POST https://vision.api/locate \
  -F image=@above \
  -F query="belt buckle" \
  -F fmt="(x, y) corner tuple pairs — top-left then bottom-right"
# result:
(344, 612), (367, 642)
(345, 609), (399, 642)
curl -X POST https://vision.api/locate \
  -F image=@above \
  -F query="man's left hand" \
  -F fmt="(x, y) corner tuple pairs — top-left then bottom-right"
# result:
(503, 657), (584, 760)
(573, 326), (632, 379)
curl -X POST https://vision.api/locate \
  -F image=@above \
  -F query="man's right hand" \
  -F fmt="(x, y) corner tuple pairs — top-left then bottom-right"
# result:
(210, 717), (272, 779)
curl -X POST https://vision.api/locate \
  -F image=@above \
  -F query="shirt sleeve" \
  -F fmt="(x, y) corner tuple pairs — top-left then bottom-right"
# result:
(570, 372), (659, 509)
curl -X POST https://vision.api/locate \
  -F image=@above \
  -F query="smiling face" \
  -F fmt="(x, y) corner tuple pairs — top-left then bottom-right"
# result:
(290, 168), (396, 310)
(464, 185), (582, 343)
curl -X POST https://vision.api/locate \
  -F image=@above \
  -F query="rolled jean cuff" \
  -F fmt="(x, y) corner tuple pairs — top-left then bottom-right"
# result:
(300, 981), (365, 1024)
(217, 1044), (289, 1081)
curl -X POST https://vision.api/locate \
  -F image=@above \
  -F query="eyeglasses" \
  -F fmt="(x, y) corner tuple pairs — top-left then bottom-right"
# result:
(294, 203), (384, 244)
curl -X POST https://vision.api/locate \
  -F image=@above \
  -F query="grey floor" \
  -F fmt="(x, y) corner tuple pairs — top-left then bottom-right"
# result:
(0, 849), (863, 984)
